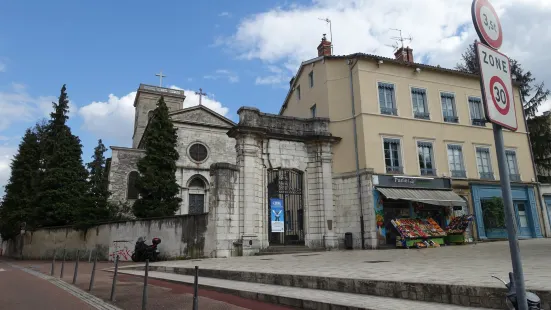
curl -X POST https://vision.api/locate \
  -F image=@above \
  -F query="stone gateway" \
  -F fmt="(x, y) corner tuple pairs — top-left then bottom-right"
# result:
(108, 84), (341, 257)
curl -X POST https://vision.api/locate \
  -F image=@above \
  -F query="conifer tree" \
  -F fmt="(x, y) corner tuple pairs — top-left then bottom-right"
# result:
(133, 96), (181, 218)
(34, 85), (89, 227)
(0, 126), (41, 239)
(75, 139), (114, 229)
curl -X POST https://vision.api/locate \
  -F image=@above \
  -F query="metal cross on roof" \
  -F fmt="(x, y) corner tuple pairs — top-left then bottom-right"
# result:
(155, 70), (166, 87)
(195, 88), (207, 105)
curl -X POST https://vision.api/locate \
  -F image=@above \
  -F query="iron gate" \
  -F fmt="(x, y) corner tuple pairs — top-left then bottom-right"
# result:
(267, 169), (304, 245)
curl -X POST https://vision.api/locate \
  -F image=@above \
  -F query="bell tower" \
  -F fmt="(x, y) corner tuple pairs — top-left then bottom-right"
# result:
(132, 84), (186, 148)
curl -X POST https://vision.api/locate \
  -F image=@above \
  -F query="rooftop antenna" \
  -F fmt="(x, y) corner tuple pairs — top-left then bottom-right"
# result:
(386, 28), (413, 52)
(318, 17), (333, 54)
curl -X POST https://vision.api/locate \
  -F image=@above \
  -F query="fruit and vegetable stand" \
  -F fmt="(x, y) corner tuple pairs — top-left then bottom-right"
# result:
(444, 215), (474, 244)
(391, 218), (447, 249)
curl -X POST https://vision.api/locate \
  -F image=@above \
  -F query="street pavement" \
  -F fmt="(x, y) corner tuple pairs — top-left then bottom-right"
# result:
(147, 239), (551, 290)
(2, 259), (293, 310)
(0, 261), (95, 310)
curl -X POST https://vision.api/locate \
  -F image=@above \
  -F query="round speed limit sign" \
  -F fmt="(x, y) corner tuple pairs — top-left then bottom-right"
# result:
(490, 76), (510, 115)
(472, 0), (503, 50)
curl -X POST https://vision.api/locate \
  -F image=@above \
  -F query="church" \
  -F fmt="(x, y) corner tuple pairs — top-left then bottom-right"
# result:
(107, 83), (341, 257)
(108, 84), (237, 216)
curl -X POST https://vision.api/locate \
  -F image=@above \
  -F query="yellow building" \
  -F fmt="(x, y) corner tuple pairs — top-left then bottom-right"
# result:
(280, 35), (548, 248)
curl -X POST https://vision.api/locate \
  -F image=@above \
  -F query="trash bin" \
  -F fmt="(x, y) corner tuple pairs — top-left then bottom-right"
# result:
(344, 232), (353, 249)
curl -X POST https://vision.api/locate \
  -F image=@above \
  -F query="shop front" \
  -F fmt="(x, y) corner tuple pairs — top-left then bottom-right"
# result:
(373, 175), (473, 249)
(471, 183), (542, 239)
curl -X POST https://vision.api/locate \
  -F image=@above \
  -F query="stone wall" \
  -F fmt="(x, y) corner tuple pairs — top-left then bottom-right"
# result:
(175, 122), (236, 215)
(332, 170), (375, 249)
(1, 215), (208, 261)
(206, 163), (241, 258)
(108, 147), (145, 205)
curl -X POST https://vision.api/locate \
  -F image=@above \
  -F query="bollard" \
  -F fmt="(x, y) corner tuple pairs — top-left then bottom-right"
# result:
(72, 250), (80, 284)
(88, 250), (97, 291)
(110, 255), (119, 302)
(60, 249), (66, 279)
(142, 259), (149, 310)
(193, 266), (199, 310)
(88, 250), (92, 263)
(50, 249), (57, 276)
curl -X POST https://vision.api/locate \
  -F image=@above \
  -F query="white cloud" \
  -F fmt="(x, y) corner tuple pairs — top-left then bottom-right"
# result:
(169, 85), (230, 116)
(224, 0), (551, 104)
(78, 87), (231, 144)
(0, 83), (65, 132)
(0, 62), (5, 73)
(255, 65), (290, 87)
(0, 146), (17, 198)
(78, 92), (137, 144)
(204, 69), (240, 83)
(218, 12), (231, 17)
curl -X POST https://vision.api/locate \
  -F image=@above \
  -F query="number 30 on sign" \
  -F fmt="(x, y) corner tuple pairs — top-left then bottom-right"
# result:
(476, 42), (518, 131)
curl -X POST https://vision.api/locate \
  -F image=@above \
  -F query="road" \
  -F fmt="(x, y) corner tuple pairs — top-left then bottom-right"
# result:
(1, 259), (292, 310)
(0, 261), (95, 310)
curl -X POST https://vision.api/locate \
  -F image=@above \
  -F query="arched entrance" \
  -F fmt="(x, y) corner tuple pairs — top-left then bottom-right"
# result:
(267, 169), (304, 245)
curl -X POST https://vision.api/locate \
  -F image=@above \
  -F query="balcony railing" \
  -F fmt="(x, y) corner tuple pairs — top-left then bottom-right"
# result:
(386, 166), (403, 174)
(509, 174), (521, 182)
(472, 118), (487, 126)
(480, 172), (495, 180)
(444, 115), (459, 123)
(451, 170), (467, 178)
(414, 111), (431, 120)
(421, 168), (436, 176)
(381, 107), (398, 116)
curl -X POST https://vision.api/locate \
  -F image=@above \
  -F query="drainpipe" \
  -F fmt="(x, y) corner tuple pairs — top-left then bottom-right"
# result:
(347, 58), (366, 249)
(520, 88), (550, 237)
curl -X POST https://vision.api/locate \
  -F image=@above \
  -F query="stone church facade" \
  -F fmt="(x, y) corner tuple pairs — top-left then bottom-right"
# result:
(107, 84), (341, 257)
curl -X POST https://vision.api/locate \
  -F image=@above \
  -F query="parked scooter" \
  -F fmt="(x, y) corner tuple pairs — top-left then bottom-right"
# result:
(131, 237), (161, 262)
(492, 272), (541, 309)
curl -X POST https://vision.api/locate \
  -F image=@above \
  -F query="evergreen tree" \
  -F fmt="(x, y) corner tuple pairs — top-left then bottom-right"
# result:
(0, 126), (41, 239)
(133, 96), (181, 218)
(456, 43), (551, 180)
(34, 85), (89, 227)
(75, 139), (113, 229)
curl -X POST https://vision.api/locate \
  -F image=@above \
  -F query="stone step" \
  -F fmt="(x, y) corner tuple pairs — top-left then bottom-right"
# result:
(114, 269), (487, 310)
(123, 265), (508, 309)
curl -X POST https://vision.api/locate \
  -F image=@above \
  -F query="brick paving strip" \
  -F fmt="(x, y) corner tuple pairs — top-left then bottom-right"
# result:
(6, 262), (121, 310)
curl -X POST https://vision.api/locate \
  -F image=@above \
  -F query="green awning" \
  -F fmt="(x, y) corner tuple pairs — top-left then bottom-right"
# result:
(377, 187), (467, 207)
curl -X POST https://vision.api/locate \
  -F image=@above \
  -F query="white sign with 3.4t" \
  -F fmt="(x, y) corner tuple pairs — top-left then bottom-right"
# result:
(476, 42), (517, 131)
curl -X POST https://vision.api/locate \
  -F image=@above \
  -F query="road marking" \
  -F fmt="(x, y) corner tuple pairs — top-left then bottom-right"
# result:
(0, 268), (6, 272)
(5, 262), (121, 310)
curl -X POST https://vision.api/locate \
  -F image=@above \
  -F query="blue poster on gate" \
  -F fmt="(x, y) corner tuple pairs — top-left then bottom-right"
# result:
(270, 198), (284, 233)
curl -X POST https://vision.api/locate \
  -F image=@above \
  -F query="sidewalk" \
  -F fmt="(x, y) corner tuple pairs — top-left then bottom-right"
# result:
(8, 259), (292, 310)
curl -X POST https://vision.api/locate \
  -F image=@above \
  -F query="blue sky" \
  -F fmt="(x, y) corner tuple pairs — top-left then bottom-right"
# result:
(1, 0), (550, 194)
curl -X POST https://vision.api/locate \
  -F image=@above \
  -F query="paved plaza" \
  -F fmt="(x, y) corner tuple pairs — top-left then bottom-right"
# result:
(150, 239), (551, 290)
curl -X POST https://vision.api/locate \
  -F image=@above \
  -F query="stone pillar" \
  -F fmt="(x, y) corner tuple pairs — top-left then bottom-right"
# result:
(206, 163), (240, 258)
(236, 133), (264, 255)
(320, 142), (338, 249)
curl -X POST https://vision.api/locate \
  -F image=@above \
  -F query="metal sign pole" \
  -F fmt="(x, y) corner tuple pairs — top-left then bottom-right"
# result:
(493, 123), (528, 310)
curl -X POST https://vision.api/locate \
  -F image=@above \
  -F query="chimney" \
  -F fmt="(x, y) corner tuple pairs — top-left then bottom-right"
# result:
(317, 34), (332, 57)
(394, 46), (414, 63)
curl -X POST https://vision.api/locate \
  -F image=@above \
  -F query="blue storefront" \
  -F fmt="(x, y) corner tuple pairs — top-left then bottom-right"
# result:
(471, 183), (543, 239)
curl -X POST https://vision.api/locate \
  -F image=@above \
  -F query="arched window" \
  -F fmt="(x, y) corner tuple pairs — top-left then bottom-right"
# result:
(188, 177), (206, 214)
(127, 171), (139, 200)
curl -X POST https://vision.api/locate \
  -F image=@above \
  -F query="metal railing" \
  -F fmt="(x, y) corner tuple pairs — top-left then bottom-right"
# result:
(414, 111), (431, 120)
(420, 168), (437, 176)
(444, 115), (459, 123)
(380, 107), (398, 116)
(451, 170), (467, 178)
(480, 172), (495, 180)
(386, 166), (403, 174)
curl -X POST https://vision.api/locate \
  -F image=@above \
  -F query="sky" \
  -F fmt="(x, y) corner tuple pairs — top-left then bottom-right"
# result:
(1, 0), (551, 196)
